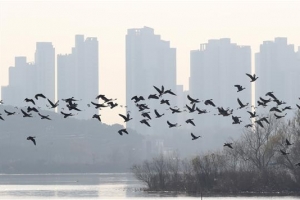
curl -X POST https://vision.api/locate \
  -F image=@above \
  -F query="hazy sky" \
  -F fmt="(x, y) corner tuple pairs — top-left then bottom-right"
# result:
(1, 0), (300, 125)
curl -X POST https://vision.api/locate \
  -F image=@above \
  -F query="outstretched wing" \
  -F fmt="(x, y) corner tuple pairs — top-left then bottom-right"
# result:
(237, 98), (243, 107)
(119, 114), (127, 120)
(246, 73), (253, 79)
(153, 86), (162, 94)
(191, 132), (196, 139)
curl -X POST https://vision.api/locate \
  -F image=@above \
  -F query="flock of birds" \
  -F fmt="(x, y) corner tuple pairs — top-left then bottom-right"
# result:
(0, 73), (300, 167)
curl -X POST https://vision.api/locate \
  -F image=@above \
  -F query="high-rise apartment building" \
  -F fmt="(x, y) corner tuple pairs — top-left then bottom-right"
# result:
(190, 38), (251, 130)
(57, 35), (99, 119)
(255, 37), (300, 117)
(2, 42), (55, 109)
(126, 26), (177, 134)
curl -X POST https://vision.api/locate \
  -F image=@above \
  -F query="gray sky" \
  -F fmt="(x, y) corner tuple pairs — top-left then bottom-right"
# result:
(1, 0), (300, 125)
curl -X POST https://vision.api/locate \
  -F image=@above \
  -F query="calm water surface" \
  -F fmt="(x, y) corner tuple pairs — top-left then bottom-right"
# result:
(0, 173), (299, 199)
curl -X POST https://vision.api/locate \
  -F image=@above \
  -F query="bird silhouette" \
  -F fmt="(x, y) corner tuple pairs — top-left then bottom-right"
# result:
(91, 101), (108, 109)
(196, 107), (208, 114)
(141, 112), (151, 120)
(164, 89), (176, 96)
(35, 93), (46, 100)
(224, 143), (233, 149)
(232, 116), (242, 124)
(167, 121), (180, 128)
(107, 102), (118, 109)
(27, 106), (39, 113)
(273, 99), (286, 106)
(47, 99), (59, 108)
(160, 99), (170, 106)
(237, 98), (249, 109)
(265, 91), (277, 100)
(0, 115), (4, 121)
(154, 109), (164, 118)
(274, 113), (287, 119)
(269, 107), (282, 113)
(38, 113), (51, 120)
(191, 133), (201, 140)
(169, 107), (181, 114)
(140, 119), (151, 127)
(118, 128), (128, 135)
(246, 73), (258, 82)
(92, 114), (101, 122)
(27, 136), (36, 145)
(186, 119), (195, 126)
(148, 94), (159, 99)
(282, 106), (292, 111)
(119, 112), (132, 122)
(247, 111), (258, 118)
(187, 95), (200, 104)
(21, 109), (32, 117)
(4, 109), (15, 116)
(131, 96), (145, 103)
(204, 99), (215, 107)
(186, 104), (196, 113)
(234, 85), (245, 92)
(153, 85), (165, 97)
(24, 98), (35, 105)
(245, 124), (253, 128)
(60, 111), (74, 118)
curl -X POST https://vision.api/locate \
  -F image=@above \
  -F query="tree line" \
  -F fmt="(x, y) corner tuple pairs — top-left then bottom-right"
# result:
(131, 111), (300, 195)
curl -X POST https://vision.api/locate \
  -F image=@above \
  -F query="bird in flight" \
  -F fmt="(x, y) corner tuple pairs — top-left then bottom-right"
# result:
(154, 109), (164, 118)
(4, 110), (15, 116)
(47, 99), (59, 109)
(21, 109), (32, 117)
(191, 133), (201, 140)
(35, 93), (46, 100)
(92, 114), (101, 122)
(24, 98), (35, 105)
(186, 119), (195, 126)
(119, 112), (132, 122)
(246, 73), (258, 82)
(118, 128), (128, 136)
(38, 113), (51, 120)
(234, 85), (245, 92)
(60, 111), (74, 118)
(187, 95), (200, 104)
(224, 143), (233, 149)
(27, 136), (36, 145)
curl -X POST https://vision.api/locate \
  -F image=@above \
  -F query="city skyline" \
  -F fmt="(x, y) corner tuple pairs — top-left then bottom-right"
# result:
(1, 0), (300, 125)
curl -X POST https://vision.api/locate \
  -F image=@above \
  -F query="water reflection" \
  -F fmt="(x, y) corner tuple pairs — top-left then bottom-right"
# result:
(0, 174), (299, 199)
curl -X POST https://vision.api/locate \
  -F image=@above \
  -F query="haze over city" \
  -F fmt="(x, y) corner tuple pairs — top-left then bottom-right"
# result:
(1, 0), (300, 125)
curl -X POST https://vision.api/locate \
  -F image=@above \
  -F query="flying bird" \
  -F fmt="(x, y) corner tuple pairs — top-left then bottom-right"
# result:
(280, 149), (289, 155)
(185, 119), (195, 126)
(24, 98), (35, 105)
(27, 136), (36, 145)
(119, 112), (132, 122)
(153, 85), (165, 97)
(47, 99), (59, 109)
(224, 143), (233, 149)
(21, 109), (32, 117)
(187, 95), (200, 104)
(204, 99), (215, 107)
(38, 113), (51, 120)
(167, 120), (180, 128)
(191, 133), (201, 140)
(4, 110), (15, 116)
(140, 119), (151, 127)
(285, 139), (294, 146)
(118, 128), (128, 136)
(237, 98), (249, 109)
(234, 85), (245, 92)
(148, 94), (159, 99)
(60, 111), (74, 118)
(246, 73), (258, 82)
(35, 93), (46, 100)
(92, 114), (101, 122)
(154, 109), (164, 118)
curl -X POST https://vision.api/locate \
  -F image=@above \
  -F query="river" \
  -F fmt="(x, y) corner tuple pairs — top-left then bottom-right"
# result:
(0, 173), (299, 199)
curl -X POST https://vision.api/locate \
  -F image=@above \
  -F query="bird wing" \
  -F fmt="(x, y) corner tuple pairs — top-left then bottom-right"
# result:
(187, 95), (194, 102)
(153, 86), (162, 94)
(154, 109), (160, 116)
(191, 133), (196, 139)
(32, 138), (36, 145)
(237, 98), (243, 107)
(21, 109), (28, 116)
(286, 139), (291, 145)
(47, 99), (55, 107)
(246, 73), (253, 79)
(167, 121), (173, 126)
(119, 114), (127, 120)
